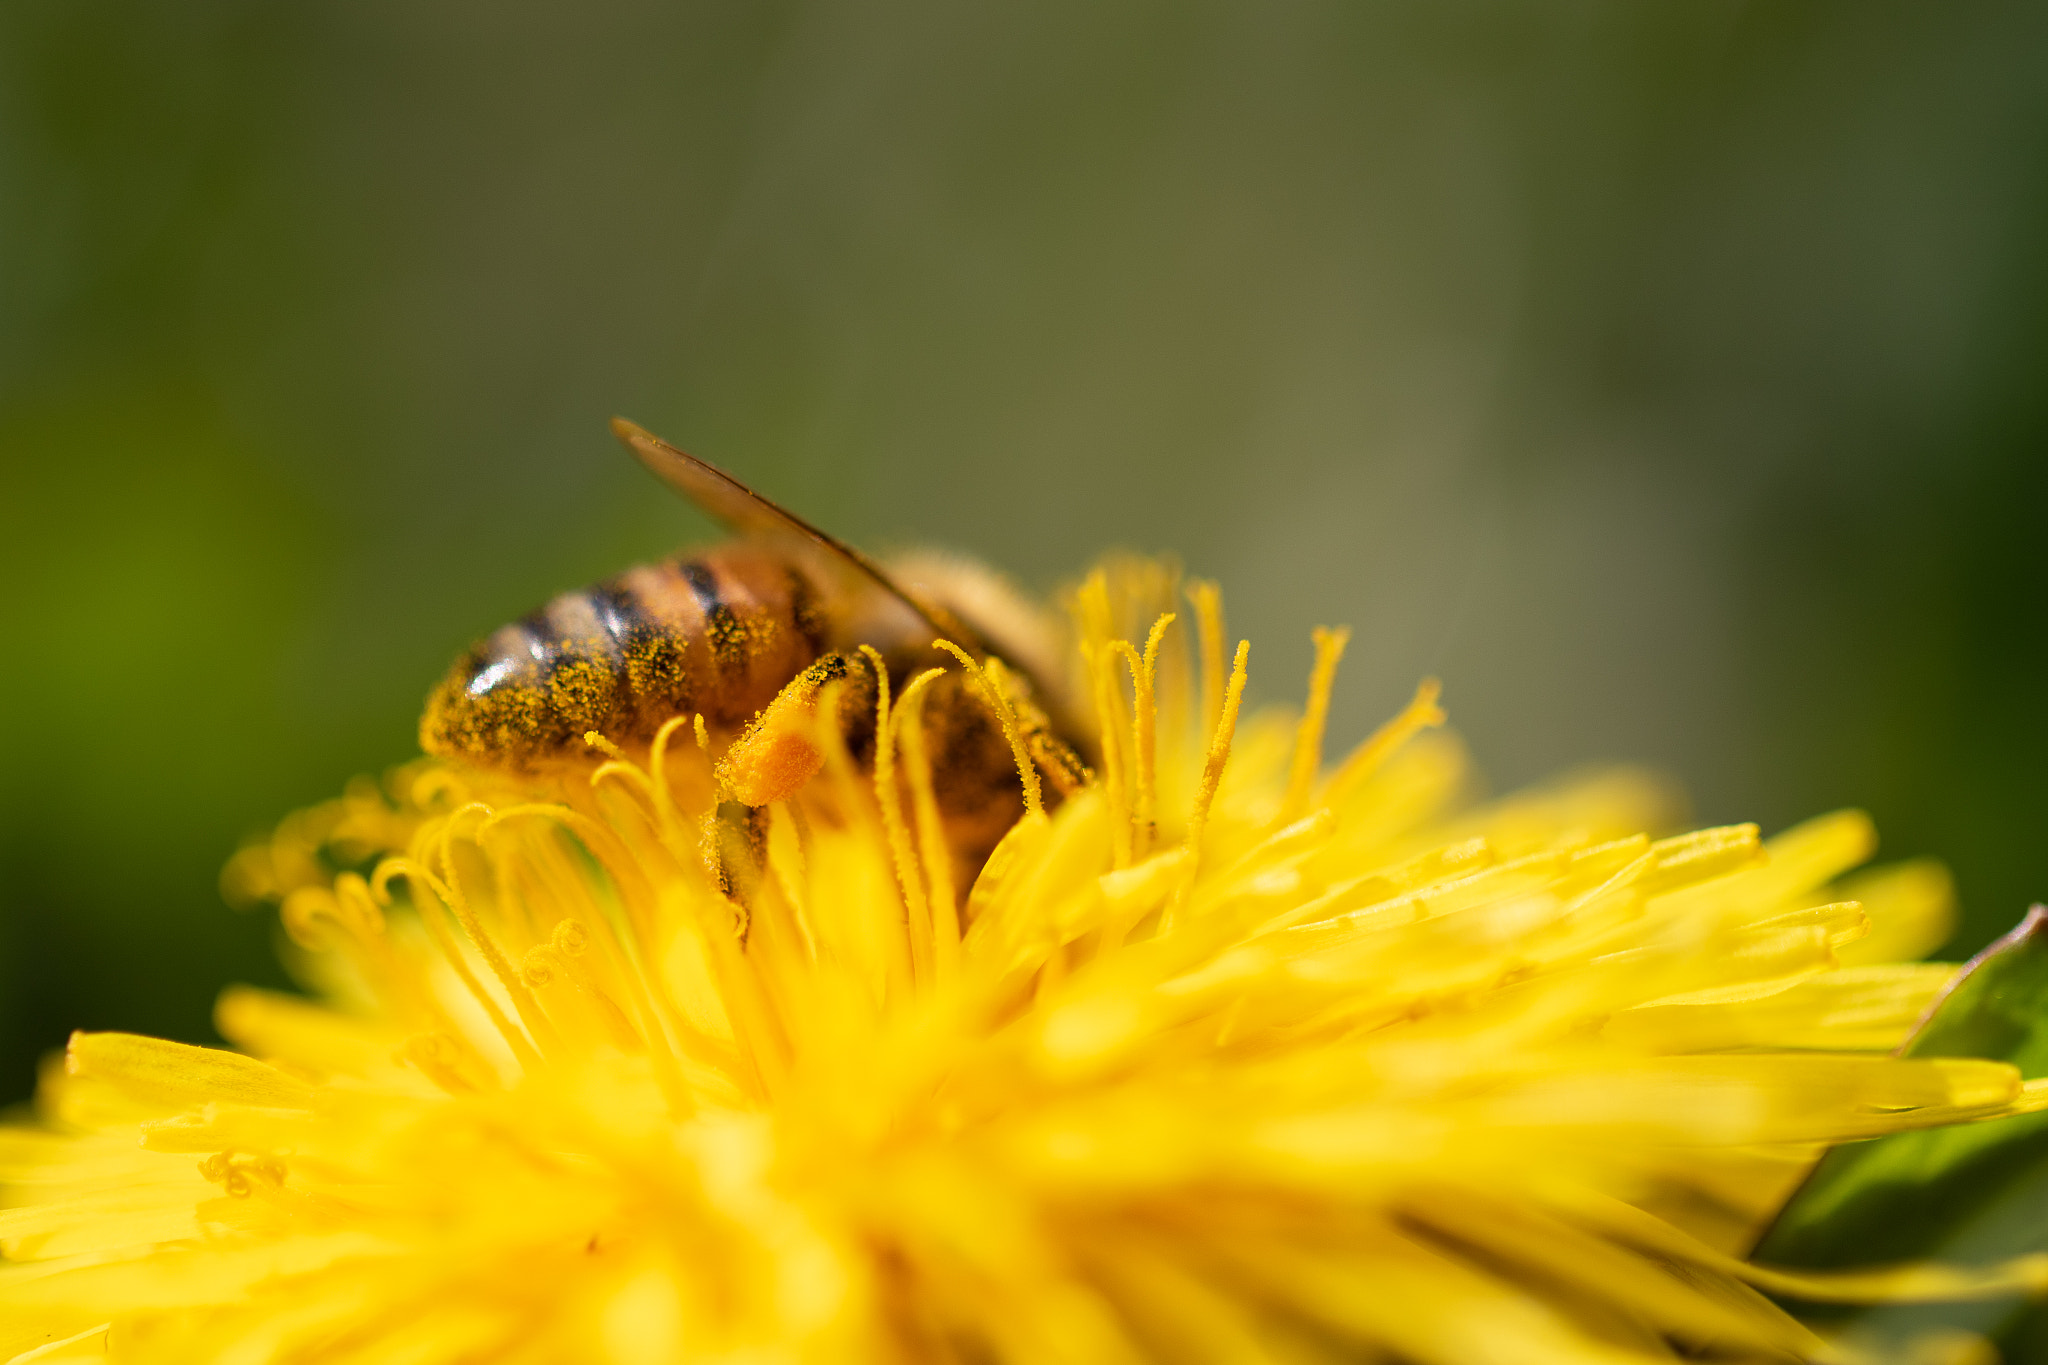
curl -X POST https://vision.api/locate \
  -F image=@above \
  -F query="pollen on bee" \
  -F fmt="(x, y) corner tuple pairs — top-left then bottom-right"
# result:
(547, 655), (620, 732)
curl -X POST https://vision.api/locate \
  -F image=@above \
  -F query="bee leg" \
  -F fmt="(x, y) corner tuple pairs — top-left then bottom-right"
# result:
(911, 671), (1030, 883)
(705, 799), (770, 928)
(708, 654), (880, 925)
(1015, 701), (1091, 799)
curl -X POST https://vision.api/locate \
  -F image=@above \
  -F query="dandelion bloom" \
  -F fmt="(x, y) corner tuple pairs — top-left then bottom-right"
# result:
(2, 562), (2039, 1364)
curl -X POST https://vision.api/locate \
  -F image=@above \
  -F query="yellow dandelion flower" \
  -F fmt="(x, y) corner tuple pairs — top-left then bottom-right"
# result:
(2, 559), (2041, 1364)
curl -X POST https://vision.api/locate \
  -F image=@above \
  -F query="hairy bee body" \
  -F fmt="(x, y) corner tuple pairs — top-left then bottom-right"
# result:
(420, 422), (1086, 876)
(422, 545), (841, 767)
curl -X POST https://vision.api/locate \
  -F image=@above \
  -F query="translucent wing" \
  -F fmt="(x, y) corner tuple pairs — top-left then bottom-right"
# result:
(610, 417), (980, 649)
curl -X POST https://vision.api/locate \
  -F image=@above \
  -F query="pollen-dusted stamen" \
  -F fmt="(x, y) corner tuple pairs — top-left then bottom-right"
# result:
(646, 712), (693, 849)
(1163, 637), (1249, 935)
(477, 803), (705, 1112)
(801, 671), (917, 1005)
(1082, 636), (1133, 866)
(277, 872), (384, 956)
(1280, 624), (1351, 825)
(1115, 611), (1175, 861)
(861, 644), (940, 985)
(430, 804), (563, 1057)
(519, 919), (642, 1053)
(893, 667), (960, 974)
(585, 727), (669, 842)
(588, 751), (662, 823)
(198, 1150), (288, 1199)
(1189, 639), (1251, 845)
(934, 639), (1043, 818)
(373, 855), (543, 1072)
(581, 731), (628, 763)
(1072, 571), (1143, 868)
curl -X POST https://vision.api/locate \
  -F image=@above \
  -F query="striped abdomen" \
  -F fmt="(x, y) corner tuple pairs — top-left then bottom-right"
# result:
(421, 545), (834, 768)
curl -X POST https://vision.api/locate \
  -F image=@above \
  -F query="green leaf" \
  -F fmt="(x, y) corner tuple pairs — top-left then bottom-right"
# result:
(1758, 905), (2048, 1268)
(1756, 906), (2048, 1355)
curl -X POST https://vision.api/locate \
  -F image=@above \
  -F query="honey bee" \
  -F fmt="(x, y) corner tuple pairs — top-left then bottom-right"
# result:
(421, 419), (1087, 861)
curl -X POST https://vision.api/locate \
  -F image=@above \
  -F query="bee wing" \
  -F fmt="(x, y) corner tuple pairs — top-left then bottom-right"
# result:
(610, 417), (982, 650)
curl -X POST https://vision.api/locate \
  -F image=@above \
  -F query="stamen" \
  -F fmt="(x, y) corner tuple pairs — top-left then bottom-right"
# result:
(198, 1150), (287, 1199)
(430, 808), (562, 1057)
(1162, 639), (1249, 936)
(520, 920), (642, 1053)
(808, 674), (914, 1004)
(478, 805), (696, 1112)
(679, 879), (787, 1103)
(1190, 640), (1251, 845)
(333, 872), (389, 936)
(373, 856), (539, 1073)
(649, 714), (693, 840)
(862, 645), (935, 986)
(1084, 640), (1133, 867)
(764, 801), (818, 961)
(409, 766), (466, 811)
(1186, 579), (1226, 741)
(278, 877), (382, 956)
(480, 804), (656, 934)
(293, 874), (446, 1046)
(934, 641), (1043, 818)
(896, 665), (952, 982)
(1119, 612), (1175, 859)
(1322, 677), (1445, 807)
(582, 731), (627, 762)
(697, 805), (730, 894)
(1280, 626), (1351, 824)
(894, 668), (959, 977)
(1075, 572), (1134, 865)
(589, 760), (659, 817)
(518, 946), (559, 988)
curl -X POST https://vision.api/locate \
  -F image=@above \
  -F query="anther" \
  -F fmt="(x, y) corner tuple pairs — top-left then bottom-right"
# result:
(199, 1149), (286, 1199)
(935, 641), (1043, 818)
(582, 731), (628, 761)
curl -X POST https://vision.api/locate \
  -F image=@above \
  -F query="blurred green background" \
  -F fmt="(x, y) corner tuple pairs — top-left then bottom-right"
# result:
(1, 0), (2045, 1115)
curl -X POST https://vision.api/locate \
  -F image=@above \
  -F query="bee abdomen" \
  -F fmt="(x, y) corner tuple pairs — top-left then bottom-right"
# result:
(420, 547), (830, 769)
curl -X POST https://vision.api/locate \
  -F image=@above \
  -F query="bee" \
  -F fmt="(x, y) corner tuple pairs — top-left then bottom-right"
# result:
(421, 419), (1087, 862)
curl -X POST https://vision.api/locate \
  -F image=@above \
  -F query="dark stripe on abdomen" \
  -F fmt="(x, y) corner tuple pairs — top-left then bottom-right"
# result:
(512, 611), (562, 668)
(589, 580), (649, 652)
(599, 574), (694, 715)
(682, 561), (748, 671)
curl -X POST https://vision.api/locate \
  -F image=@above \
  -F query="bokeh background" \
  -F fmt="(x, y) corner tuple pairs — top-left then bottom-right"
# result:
(2, 0), (2044, 1122)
